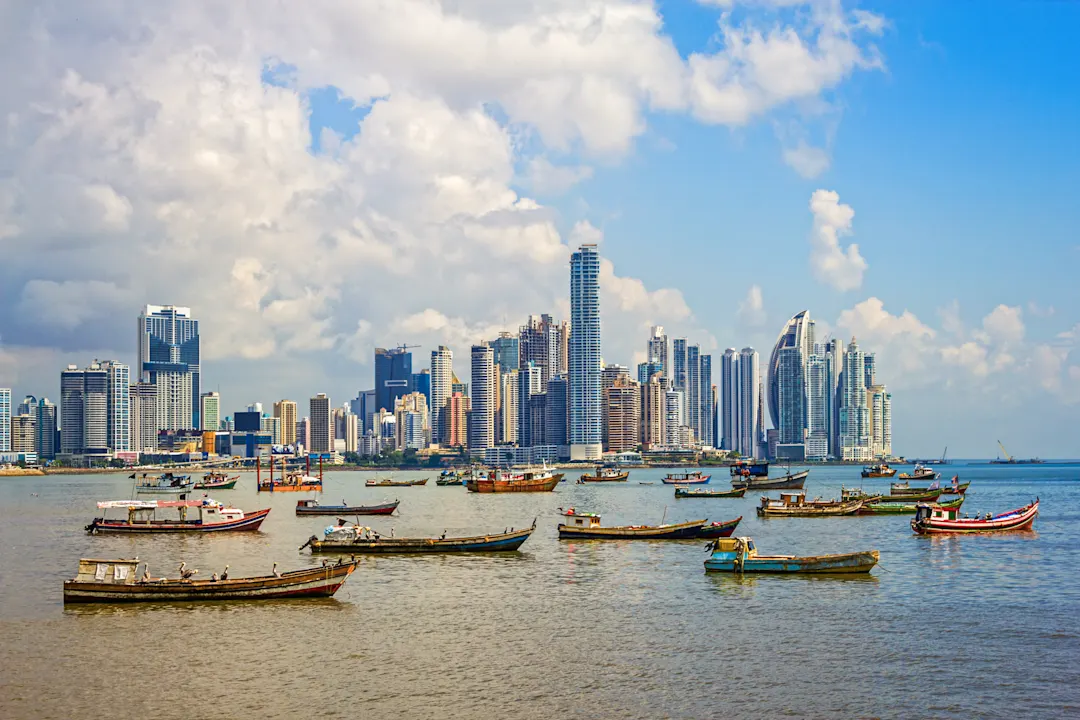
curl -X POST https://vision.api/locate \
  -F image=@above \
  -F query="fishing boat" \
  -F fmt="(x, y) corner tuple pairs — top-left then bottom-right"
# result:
(841, 486), (884, 504)
(85, 498), (270, 534)
(896, 464), (940, 482)
(578, 466), (630, 483)
(884, 487), (945, 502)
(892, 477), (969, 497)
(729, 460), (768, 478)
(732, 469), (809, 491)
(435, 476), (463, 486)
(436, 469), (466, 486)
(295, 499), (399, 516)
(661, 470), (710, 485)
(704, 537), (879, 574)
(133, 472), (195, 495)
(365, 477), (428, 487)
(695, 516), (743, 539)
(256, 455), (324, 492)
(674, 486), (747, 498)
(756, 492), (863, 517)
(63, 557), (358, 603)
(858, 495), (964, 515)
(861, 463), (897, 478)
(911, 499), (1039, 534)
(465, 465), (562, 493)
(302, 521), (536, 553)
(557, 511), (706, 540)
(194, 472), (238, 490)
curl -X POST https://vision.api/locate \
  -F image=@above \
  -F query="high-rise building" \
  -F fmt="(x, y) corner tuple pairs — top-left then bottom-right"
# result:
(864, 354), (876, 389)
(776, 346), (805, 454)
(499, 370), (519, 445)
(297, 416), (310, 450)
(349, 390), (376, 434)
(16, 395), (36, 417)
(647, 326), (669, 379)
(840, 338), (871, 461)
(517, 363), (543, 447)
(825, 339), (842, 459)
(641, 373), (667, 450)
(412, 369), (431, 412)
(200, 391), (220, 432)
(519, 314), (560, 385)
(11, 413), (36, 453)
(637, 359), (664, 385)
(261, 415), (282, 445)
(545, 374), (569, 454)
(344, 412), (359, 453)
(604, 377), (641, 454)
(491, 332), (519, 374)
(101, 360), (130, 453)
(129, 383), (157, 454)
(553, 320), (570, 376)
(273, 400), (297, 446)
(0, 388), (10, 452)
(445, 392), (469, 448)
(601, 363), (629, 447)
(469, 344), (496, 451)
(869, 385), (892, 459)
(664, 388), (683, 448)
(720, 349), (738, 452)
(700, 353), (714, 447)
(672, 338), (688, 396)
(37, 398), (57, 459)
(804, 351), (829, 460)
(737, 348), (760, 458)
(138, 305), (199, 429)
(767, 310), (813, 434)
(309, 393), (332, 453)
(60, 361), (127, 456)
(686, 345), (700, 443)
(430, 346), (453, 445)
(394, 392), (429, 451)
(374, 346), (413, 414)
(569, 244), (602, 460)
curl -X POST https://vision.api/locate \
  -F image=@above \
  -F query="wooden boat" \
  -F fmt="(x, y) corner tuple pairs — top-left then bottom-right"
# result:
(858, 495), (964, 515)
(63, 557), (357, 603)
(841, 486), (884, 504)
(435, 477), (463, 486)
(295, 499), (399, 516)
(890, 480), (969, 499)
(466, 466), (562, 493)
(85, 499), (270, 534)
(257, 455), (324, 492)
(194, 472), (238, 490)
(896, 464), (940, 482)
(302, 521), (536, 553)
(756, 492), (863, 517)
(732, 469), (809, 490)
(365, 477), (428, 487)
(885, 486), (945, 502)
(729, 460), (769, 477)
(861, 463), (897, 478)
(661, 470), (710, 485)
(436, 470), (465, 486)
(695, 516), (742, 539)
(911, 499), (1039, 535)
(578, 466), (630, 483)
(134, 472), (195, 495)
(557, 512), (706, 540)
(674, 486), (747, 499)
(704, 537), (879, 574)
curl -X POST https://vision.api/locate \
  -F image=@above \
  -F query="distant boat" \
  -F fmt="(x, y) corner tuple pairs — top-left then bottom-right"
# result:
(858, 495), (964, 515)
(194, 472), (238, 490)
(704, 537), (879, 574)
(911, 499), (1039, 534)
(896, 465), (940, 482)
(861, 464), (897, 478)
(302, 521), (536, 553)
(133, 472), (195, 495)
(578, 466), (630, 483)
(674, 486), (747, 499)
(366, 477), (428, 487)
(557, 511), (706, 540)
(661, 471), (710, 485)
(295, 499), (399, 516)
(756, 492), (863, 517)
(729, 460), (769, 478)
(990, 440), (1045, 465)
(732, 469), (808, 491)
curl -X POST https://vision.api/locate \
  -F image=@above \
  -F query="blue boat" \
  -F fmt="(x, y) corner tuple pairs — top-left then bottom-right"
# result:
(703, 537), (879, 574)
(729, 460), (769, 478)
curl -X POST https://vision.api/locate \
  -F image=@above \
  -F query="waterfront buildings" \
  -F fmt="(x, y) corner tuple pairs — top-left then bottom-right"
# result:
(58, 360), (129, 459)
(309, 393), (332, 453)
(737, 348), (760, 458)
(129, 382), (157, 454)
(499, 370), (519, 445)
(869, 384), (892, 458)
(273, 400), (297, 446)
(804, 350), (829, 461)
(647, 326), (669, 379)
(469, 343), (496, 451)
(445, 391), (469, 448)
(517, 363), (544, 448)
(491, 332), (519, 374)
(138, 305), (199, 430)
(545, 374), (569, 454)
(37, 398), (57, 459)
(603, 377), (640, 453)
(200, 391), (220, 432)
(840, 338), (872, 461)
(519, 314), (565, 385)
(637, 359), (664, 385)
(720, 349), (737, 451)
(350, 390), (376, 434)
(569, 244), (602, 461)
(0, 388), (9, 452)
(672, 338), (687, 406)
(412, 369), (431, 412)
(374, 346), (413, 414)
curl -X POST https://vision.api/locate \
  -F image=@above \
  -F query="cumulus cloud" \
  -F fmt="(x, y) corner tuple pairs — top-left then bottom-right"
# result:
(522, 157), (594, 195)
(782, 141), (830, 178)
(975, 305), (1025, 345)
(737, 285), (767, 327)
(808, 189), (867, 291)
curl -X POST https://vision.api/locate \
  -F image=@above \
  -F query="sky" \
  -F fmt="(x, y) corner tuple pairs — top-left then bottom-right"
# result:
(1, 0), (1078, 458)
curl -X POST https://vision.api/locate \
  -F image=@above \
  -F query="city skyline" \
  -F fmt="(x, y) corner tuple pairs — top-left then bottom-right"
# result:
(1, 2), (1078, 457)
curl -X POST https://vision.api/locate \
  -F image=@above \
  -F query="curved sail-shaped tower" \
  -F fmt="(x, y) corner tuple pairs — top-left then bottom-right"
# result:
(766, 311), (814, 431)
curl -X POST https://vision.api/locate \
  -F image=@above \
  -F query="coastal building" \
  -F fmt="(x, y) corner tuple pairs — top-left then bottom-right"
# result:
(664, 389), (684, 448)
(804, 350), (829, 461)
(491, 332), (519, 374)
(519, 314), (559, 385)
(641, 373), (667, 450)
(825, 339), (843, 459)
(430, 346), (453, 444)
(603, 377), (640, 454)
(545, 374), (569, 457)
(864, 354), (876, 389)
(554, 320), (570, 376)
(138, 304), (199, 430)
(720, 349), (738, 451)
(0, 388), (9, 452)
(260, 415), (282, 445)
(869, 384), (892, 459)
(297, 416), (310, 451)
(129, 383), (158, 454)
(700, 353), (714, 448)
(601, 363), (629, 447)
(647, 326), (669, 380)
(59, 361), (129, 458)
(686, 344), (700, 444)
(273, 400), (297, 446)
(499, 369), (519, 445)
(11, 412), (35, 454)
(672, 338), (688, 400)
(37, 398), (57, 460)
(200, 391), (220, 432)
(309, 393), (332, 453)
(349, 390), (376, 435)
(469, 344), (496, 451)
(374, 346), (413, 414)
(569, 244), (602, 461)
(840, 338), (872, 461)
(394, 392), (429, 451)
(412, 369), (431, 412)
(768, 311), (814, 454)
(517, 363), (544, 447)
(737, 348), (760, 458)
(445, 391), (469, 448)
(637, 359), (664, 385)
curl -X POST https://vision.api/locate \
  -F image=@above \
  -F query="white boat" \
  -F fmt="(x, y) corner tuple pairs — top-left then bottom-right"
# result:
(133, 472), (196, 495)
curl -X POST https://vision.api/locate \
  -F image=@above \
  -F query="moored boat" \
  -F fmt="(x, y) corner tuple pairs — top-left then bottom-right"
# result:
(674, 486), (747, 499)
(295, 499), (399, 516)
(302, 521), (536, 553)
(661, 470), (710, 485)
(466, 465), (562, 493)
(134, 472), (195, 495)
(366, 477), (428, 487)
(756, 492), (863, 517)
(85, 498), (270, 534)
(729, 460), (769, 478)
(861, 463), (897, 478)
(695, 516), (742, 539)
(578, 466), (630, 483)
(704, 537), (879, 574)
(194, 472), (239, 490)
(63, 557), (358, 603)
(732, 469), (809, 491)
(258, 472), (324, 492)
(557, 512), (706, 540)
(858, 495), (964, 515)
(911, 499), (1039, 534)
(896, 464), (940, 482)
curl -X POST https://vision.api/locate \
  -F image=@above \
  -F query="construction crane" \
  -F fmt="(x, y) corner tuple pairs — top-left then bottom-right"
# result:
(996, 440), (1013, 462)
(397, 343), (420, 352)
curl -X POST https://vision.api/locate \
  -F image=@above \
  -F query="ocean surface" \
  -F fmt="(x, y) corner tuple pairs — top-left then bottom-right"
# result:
(1, 463), (1078, 719)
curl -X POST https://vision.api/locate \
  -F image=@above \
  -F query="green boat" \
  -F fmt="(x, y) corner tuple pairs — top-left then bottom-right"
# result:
(858, 495), (964, 515)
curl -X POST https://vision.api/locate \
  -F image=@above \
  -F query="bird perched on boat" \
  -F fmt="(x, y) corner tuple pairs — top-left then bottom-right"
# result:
(142, 566), (151, 582)
(221, 565), (229, 581)
(211, 573), (219, 582)
(178, 562), (197, 580)
(272, 562), (281, 578)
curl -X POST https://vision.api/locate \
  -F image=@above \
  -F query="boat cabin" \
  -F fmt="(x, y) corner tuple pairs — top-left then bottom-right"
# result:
(914, 504), (958, 523)
(560, 508), (602, 528)
(72, 558), (141, 585)
(96, 498), (244, 525)
(709, 537), (758, 559)
(764, 492), (806, 508)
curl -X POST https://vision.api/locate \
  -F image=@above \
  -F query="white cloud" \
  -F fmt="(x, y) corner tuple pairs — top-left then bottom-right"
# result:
(808, 189), (867, 291)
(737, 284), (767, 327)
(782, 141), (830, 178)
(937, 299), (964, 337)
(977, 305), (1025, 345)
(522, 157), (594, 195)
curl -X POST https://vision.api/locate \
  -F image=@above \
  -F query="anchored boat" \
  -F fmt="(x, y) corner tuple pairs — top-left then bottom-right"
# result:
(578, 466), (630, 483)
(194, 472), (238, 490)
(757, 492), (863, 517)
(911, 499), (1039, 534)
(302, 521), (536, 553)
(896, 464), (940, 482)
(732, 469), (809, 491)
(704, 537), (879, 574)
(858, 495), (964, 515)
(85, 498), (270, 534)
(674, 486), (747, 499)
(861, 463), (897, 478)
(466, 465), (562, 493)
(695, 516), (743, 539)
(366, 477), (428, 487)
(557, 511), (706, 540)
(63, 557), (358, 603)
(729, 460), (769, 478)
(295, 499), (399, 516)
(661, 470), (710, 485)
(133, 472), (195, 495)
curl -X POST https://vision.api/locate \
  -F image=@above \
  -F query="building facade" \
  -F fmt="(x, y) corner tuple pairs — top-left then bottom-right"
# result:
(840, 338), (871, 461)
(138, 305), (199, 430)
(200, 391), (220, 432)
(309, 393), (332, 453)
(0, 388), (9, 452)
(129, 382), (158, 454)
(604, 377), (641, 454)
(445, 392), (469, 448)
(737, 347), (760, 458)
(11, 412), (35, 453)
(647, 326), (669, 379)
(374, 346), (413, 414)
(469, 344), (496, 451)
(430, 345), (453, 445)
(37, 398), (57, 460)
(569, 244), (602, 460)
(641, 373), (666, 450)
(273, 400), (297, 446)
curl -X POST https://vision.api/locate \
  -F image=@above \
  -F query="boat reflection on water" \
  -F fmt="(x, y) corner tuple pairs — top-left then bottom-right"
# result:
(704, 571), (880, 593)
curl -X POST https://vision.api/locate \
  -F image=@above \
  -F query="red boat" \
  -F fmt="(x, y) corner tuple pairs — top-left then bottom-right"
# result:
(911, 499), (1039, 535)
(695, 516), (742, 539)
(86, 499), (270, 534)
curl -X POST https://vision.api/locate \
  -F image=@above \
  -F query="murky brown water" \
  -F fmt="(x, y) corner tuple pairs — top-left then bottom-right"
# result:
(1, 466), (1078, 719)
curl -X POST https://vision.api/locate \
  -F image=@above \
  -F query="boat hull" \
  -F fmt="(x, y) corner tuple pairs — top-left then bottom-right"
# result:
(859, 497), (964, 515)
(366, 479), (428, 487)
(258, 483), (322, 493)
(308, 527), (534, 553)
(675, 487), (747, 498)
(695, 517), (742, 539)
(861, 470), (897, 478)
(86, 508), (271, 533)
(558, 519), (706, 540)
(733, 470), (809, 490)
(193, 479), (237, 490)
(295, 501), (399, 516)
(757, 500), (864, 517)
(911, 501), (1038, 534)
(705, 550), (879, 574)
(661, 474), (710, 485)
(63, 563), (357, 603)
(135, 486), (196, 495)
(466, 475), (562, 492)
(578, 472), (630, 483)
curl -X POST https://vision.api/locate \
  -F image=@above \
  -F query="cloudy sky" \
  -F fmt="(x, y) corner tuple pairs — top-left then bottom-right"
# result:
(1, 1), (1078, 457)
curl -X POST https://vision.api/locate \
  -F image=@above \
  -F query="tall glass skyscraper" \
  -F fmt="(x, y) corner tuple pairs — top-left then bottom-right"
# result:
(0, 388), (10, 452)
(647, 326), (669, 379)
(841, 338), (871, 460)
(737, 347), (760, 458)
(569, 244), (602, 460)
(430, 346), (453, 444)
(491, 332), (519, 374)
(374, 346), (413, 414)
(139, 305), (199, 430)
(720, 349), (738, 451)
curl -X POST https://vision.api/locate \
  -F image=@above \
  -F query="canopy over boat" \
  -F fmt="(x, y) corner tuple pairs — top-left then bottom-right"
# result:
(97, 499), (211, 509)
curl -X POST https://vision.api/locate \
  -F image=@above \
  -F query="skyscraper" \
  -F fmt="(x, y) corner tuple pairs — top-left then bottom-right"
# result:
(430, 345), (453, 445)
(720, 349), (738, 452)
(825, 339), (843, 459)
(0, 388), (11, 452)
(394, 392), (429, 451)
(804, 350), (828, 460)
(350, 390), (376, 434)
(138, 305), (199, 429)
(647, 326), (669, 379)
(686, 345), (700, 443)
(637, 359), (664, 385)
(412, 369), (431, 412)
(309, 393), (332, 453)
(445, 392), (469, 448)
(374, 346), (413, 414)
(569, 244), (602, 460)
(672, 338), (687, 395)
(700, 353), (713, 447)
(869, 385), (892, 459)
(641, 373), (666, 450)
(664, 388), (683, 448)
(767, 311), (813, 432)
(737, 348), (760, 458)
(491, 332), (519, 374)
(840, 338), (871, 461)
(519, 314), (560, 385)
(518, 363), (543, 447)
(500, 370), (519, 445)
(37, 398), (57, 460)
(776, 347), (806, 455)
(11, 413), (36, 453)
(469, 344), (496, 451)
(864, 353), (876, 389)
(129, 382), (157, 454)
(200, 391), (220, 432)
(545, 374), (569, 453)
(604, 377), (640, 453)
(273, 400), (297, 446)
(101, 360), (130, 453)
